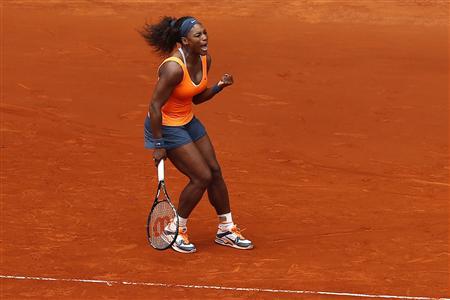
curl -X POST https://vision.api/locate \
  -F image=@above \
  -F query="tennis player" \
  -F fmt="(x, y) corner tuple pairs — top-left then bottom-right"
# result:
(141, 16), (253, 253)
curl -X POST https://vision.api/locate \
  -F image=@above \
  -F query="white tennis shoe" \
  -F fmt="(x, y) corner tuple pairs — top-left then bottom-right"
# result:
(215, 225), (254, 250)
(170, 227), (196, 253)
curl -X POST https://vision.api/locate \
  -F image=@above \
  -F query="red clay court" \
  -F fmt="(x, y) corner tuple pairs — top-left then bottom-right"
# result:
(1, 1), (449, 299)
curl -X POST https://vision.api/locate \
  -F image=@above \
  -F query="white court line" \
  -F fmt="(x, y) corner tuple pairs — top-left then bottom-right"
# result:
(0, 274), (448, 300)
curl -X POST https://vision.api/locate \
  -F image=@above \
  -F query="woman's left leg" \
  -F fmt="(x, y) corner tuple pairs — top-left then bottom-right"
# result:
(194, 134), (254, 250)
(194, 134), (230, 215)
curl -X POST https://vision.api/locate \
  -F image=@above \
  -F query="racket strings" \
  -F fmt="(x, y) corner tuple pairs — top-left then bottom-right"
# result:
(149, 200), (177, 249)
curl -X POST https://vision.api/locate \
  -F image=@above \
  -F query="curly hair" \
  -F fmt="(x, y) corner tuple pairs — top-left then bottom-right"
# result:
(140, 16), (194, 56)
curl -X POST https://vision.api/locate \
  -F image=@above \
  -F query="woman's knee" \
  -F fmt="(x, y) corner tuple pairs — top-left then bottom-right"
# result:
(191, 169), (212, 188)
(210, 164), (223, 180)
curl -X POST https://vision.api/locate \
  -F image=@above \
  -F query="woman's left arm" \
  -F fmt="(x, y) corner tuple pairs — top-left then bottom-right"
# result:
(193, 55), (234, 105)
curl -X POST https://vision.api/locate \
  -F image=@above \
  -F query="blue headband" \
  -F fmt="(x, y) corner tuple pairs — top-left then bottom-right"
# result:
(179, 18), (198, 37)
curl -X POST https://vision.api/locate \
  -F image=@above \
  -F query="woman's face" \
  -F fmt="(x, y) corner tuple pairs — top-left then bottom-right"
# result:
(183, 23), (208, 55)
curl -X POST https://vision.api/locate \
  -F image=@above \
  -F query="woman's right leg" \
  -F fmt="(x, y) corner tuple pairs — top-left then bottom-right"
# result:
(167, 142), (212, 218)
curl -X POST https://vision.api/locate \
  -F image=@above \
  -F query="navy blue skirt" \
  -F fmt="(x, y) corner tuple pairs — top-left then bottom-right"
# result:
(144, 116), (207, 150)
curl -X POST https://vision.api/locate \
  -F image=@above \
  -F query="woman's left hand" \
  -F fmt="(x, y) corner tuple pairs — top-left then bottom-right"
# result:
(218, 73), (234, 88)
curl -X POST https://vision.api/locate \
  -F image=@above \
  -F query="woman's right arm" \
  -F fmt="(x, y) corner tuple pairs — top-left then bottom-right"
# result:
(149, 61), (183, 165)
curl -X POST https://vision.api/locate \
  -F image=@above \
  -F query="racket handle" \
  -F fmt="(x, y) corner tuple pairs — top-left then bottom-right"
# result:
(157, 159), (164, 182)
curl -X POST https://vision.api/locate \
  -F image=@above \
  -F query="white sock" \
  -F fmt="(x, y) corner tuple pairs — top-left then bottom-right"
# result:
(178, 216), (188, 231)
(168, 215), (187, 232)
(218, 212), (234, 231)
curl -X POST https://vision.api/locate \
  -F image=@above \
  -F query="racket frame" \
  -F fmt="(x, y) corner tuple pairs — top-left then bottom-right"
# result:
(146, 160), (179, 250)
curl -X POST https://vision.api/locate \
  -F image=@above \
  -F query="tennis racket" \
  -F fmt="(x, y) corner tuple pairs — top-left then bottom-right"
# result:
(147, 159), (179, 250)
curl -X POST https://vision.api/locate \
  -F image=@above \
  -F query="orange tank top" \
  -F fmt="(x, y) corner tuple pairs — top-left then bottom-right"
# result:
(158, 51), (207, 126)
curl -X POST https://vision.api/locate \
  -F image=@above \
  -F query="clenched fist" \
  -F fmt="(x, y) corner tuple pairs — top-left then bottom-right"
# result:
(218, 73), (234, 88)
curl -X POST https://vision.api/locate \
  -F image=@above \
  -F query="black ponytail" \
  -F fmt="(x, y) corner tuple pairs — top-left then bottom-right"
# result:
(140, 16), (194, 56)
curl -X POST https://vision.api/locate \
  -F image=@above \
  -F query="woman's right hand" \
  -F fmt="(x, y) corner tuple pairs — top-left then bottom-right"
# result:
(153, 148), (167, 167)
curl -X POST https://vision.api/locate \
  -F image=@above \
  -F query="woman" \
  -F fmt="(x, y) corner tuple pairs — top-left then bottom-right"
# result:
(141, 16), (253, 253)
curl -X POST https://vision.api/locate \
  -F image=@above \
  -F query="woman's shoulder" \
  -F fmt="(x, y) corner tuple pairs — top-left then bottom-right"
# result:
(158, 58), (184, 81)
(160, 49), (183, 67)
(159, 51), (185, 69)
